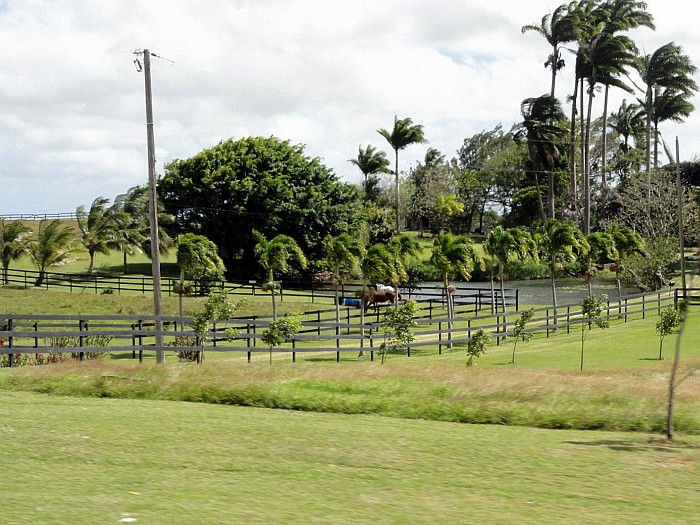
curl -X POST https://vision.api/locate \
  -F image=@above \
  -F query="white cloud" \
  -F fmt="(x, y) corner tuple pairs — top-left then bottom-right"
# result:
(1, 0), (699, 214)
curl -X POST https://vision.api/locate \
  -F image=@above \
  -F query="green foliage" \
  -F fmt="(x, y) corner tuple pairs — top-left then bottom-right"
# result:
(28, 219), (77, 285)
(378, 301), (418, 363)
(511, 308), (535, 364)
(580, 294), (609, 370)
(262, 315), (302, 365)
(622, 236), (675, 291)
(466, 329), (491, 366)
(176, 232), (226, 286)
(76, 196), (123, 275)
(656, 305), (684, 360)
(159, 136), (360, 277)
(191, 292), (242, 358)
(0, 219), (32, 284)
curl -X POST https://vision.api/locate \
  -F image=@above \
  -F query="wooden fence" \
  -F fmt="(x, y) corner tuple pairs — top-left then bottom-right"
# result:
(1, 268), (518, 311)
(0, 289), (680, 366)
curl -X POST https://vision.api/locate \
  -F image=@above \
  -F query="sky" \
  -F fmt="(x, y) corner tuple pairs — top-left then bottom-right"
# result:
(1, 0), (699, 216)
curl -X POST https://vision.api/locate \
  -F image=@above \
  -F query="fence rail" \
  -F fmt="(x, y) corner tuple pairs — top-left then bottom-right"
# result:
(0, 288), (682, 366)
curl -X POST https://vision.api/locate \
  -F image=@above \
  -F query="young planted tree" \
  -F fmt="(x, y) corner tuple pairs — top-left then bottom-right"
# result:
(28, 219), (77, 286)
(262, 315), (302, 366)
(0, 219), (32, 284)
(655, 305), (683, 360)
(579, 294), (609, 371)
(377, 300), (418, 364)
(511, 307), (535, 365)
(186, 291), (241, 362)
(466, 329), (491, 367)
(378, 116), (427, 233)
(252, 229), (308, 321)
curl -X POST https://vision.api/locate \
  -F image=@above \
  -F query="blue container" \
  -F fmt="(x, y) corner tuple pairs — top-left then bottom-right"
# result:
(344, 298), (361, 307)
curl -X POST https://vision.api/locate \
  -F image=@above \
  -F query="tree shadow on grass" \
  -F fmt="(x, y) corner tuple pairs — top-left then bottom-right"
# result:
(564, 439), (700, 452)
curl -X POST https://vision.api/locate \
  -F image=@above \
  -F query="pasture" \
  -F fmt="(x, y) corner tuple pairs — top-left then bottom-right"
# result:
(2, 390), (699, 525)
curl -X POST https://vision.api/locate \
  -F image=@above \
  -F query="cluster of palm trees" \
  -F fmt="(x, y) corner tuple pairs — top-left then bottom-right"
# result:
(0, 187), (172, 286)
(522, 0), (697, 232)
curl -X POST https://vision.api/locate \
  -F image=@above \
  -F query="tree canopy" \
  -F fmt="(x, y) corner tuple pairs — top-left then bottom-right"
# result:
(159, 136), (360, 277)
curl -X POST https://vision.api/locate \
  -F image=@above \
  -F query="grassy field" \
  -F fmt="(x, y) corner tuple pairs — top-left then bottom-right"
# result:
(2, 280), (700, 523)
(2, 389), (699, 525)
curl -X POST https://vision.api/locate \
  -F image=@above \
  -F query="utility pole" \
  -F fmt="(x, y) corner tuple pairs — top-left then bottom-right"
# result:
(139, 49), (165, 364)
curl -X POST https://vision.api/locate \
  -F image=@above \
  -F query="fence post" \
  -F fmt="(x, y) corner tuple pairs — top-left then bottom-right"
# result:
(566, 306), (570, 334)
(369, 326), (374, 362)
(546, 308), (550, 338)
(496, 315), (501, 346)
(78, 319), (85, 361)
(657, 291), (661, 314)
(138, 319), (143, 363)
(624, 298), (628, 323)
(642, 294), (645, 320)
(7, 318), (13, 368)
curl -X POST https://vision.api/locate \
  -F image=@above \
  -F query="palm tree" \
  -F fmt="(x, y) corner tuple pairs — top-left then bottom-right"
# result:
(607, 223), (645, 300)
(324, 233), (364, 326)
(76, 196), (122, 275)
(637, 42), (698, 208)
(430, 233), (482, 345)
(650, 87), (695, 169)
(252, 230), (308, 321)
(522, 2), (578, 97)
(516, 95), (567, 220)
(348, 145), (391, 203)
(484, 226), (536, 323)
(28, 219), (77, 286)
(358, 243), (398, 355)
(585, 230), (615, 296)
(378, 116), (427, 233)
(0, 219), (32, 284)
(114, 185), (174, 272)
(388, 233), (422, 299)
(536, 219), (589, 323)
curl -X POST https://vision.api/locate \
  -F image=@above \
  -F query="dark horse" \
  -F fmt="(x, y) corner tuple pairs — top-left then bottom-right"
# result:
(362, 289), (398, 311)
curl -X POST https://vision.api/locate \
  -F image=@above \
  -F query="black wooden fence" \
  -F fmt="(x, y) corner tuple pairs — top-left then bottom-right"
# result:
(0, 289), (681, 366)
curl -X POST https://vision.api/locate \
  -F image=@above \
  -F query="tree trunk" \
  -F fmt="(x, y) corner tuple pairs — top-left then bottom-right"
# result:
(601, 84), (609, 193)
(580, 77), (587, 231)
(645, 87), (653, 218)
(87, 252), (95, 275)
(584, 84), (595, 235)
(550, 264), (558, 326)
(394, 149), (401, 233)
(569, 74), (579, 214)
(499, 263), (508, 327)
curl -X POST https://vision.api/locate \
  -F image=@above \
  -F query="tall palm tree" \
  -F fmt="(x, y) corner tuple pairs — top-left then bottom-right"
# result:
(637, 42), (698, 207)
(113, 187), (149, 274)
(324, 233), (364, 325)
(252, 229), (308, 321)
(535, 219), (589, 322)
(0, 219), (32, 284)
(484, 226), (536, 323)
(76, 196), (122, 275)
(29, 219), (77, 286)
(516, 95), (568, 220)
(430, 233), (482, 345)
(650, 87), (695, 169)
(348, 145), (391, 203)
(378, 116), (427, 233)
(522, 2), (578, 98)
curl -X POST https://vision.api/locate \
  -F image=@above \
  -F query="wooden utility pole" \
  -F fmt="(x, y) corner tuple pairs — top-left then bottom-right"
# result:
(141, 49), (165, 364)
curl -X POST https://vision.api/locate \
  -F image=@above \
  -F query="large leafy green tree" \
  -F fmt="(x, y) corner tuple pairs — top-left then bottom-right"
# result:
(349, 145), (391, 203)
(607, 223), (645, 299)
(378, 116), (427, 233)
(76, 196), (122, 275)
(0, 219), (32, 284)
(160, 136), (359, 277)
(252, 229), (308, 321)
(29, 219), (77, 286)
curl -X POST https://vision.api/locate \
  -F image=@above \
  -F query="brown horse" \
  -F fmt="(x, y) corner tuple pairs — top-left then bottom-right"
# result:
(362, 289), (398, 311)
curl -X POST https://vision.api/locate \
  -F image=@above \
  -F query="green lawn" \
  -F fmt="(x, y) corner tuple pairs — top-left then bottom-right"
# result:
(2, 390), (699, 525)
